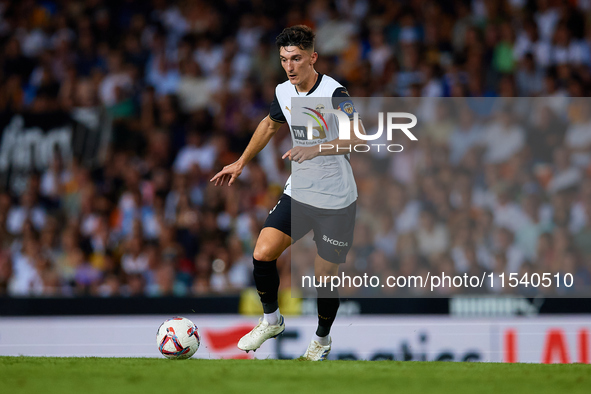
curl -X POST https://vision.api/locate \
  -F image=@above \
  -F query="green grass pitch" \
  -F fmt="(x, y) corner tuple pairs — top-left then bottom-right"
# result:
(1, 357), (590, 394)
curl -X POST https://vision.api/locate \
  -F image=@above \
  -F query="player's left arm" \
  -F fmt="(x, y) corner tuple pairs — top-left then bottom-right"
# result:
(283, 88), (365, 163)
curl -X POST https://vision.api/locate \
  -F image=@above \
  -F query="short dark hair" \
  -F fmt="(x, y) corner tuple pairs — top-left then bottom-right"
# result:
(275, 25), (315, 51)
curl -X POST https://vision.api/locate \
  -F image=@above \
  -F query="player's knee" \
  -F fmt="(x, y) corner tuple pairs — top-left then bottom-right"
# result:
(315, 272), (335, 286)
(315, 259), (339, 278)
(253, 243), (279, 262)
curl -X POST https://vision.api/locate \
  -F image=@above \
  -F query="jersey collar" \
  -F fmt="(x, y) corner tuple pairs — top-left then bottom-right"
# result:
(295, 73), (323, 96)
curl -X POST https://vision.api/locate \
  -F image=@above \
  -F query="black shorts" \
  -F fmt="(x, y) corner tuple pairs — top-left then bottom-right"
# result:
(263, 194), (356, 264)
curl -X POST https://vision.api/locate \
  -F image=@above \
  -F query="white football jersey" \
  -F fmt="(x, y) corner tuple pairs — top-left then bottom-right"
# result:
(269, 74), (358, 210)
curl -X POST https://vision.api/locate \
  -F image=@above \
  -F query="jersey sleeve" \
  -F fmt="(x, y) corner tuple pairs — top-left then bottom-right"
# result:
(269, 92), (286, 123)
(332, 87), (357, 120)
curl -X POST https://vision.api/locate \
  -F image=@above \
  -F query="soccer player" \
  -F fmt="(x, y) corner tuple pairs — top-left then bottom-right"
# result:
(210, 25), (363, 361)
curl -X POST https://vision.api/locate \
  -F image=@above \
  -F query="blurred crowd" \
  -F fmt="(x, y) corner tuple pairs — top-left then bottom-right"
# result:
(305, 96), (591, 296)
(1, 0), (591, 297)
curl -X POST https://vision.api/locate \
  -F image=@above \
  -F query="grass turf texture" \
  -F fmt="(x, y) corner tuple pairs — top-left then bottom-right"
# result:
(1, 357), (590, 394)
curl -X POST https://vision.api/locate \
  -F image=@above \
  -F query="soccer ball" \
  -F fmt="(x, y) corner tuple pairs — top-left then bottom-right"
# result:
(157, 317), (200, 359)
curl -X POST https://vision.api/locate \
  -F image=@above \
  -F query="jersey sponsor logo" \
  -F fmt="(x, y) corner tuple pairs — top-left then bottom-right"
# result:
(292, 125), (326, 140)
(292, 125), (307, 139)
(296, 106), (328, 140)
(303, 107), (327, 134)
(285, 106), (291, 114)
(322, 234), (349, 247)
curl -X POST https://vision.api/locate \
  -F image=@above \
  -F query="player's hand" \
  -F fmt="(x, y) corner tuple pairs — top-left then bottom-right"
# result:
(282, 146), (319, 163)
(210, 160), (244, 186)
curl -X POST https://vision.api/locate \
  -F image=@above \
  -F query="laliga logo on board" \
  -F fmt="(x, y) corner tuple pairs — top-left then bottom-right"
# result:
(305, 109), (418, 152)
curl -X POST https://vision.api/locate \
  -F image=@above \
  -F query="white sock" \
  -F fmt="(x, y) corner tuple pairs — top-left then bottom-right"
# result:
(313, 334), (330, 346)
(263, 309), (280, 325)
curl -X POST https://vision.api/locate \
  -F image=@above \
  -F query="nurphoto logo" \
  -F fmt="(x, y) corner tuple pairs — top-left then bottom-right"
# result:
(308, 110), (418, 153)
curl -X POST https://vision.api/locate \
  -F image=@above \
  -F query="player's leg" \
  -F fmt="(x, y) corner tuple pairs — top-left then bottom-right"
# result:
(302, 254), (340, 361)
(303, 201), (356, 360)
(252, 227), (291, 324)
(238, 194), (310, 352)
(238, 227), (291, 352)
(314, 255), (340, 340)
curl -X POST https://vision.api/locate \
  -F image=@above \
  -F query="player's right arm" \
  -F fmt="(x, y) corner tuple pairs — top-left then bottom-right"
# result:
(210, 116), (283, 186)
